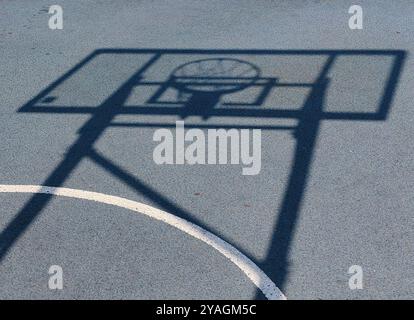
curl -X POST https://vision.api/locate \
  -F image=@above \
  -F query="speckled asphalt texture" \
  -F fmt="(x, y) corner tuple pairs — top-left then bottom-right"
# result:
(0, 0), (413, 299)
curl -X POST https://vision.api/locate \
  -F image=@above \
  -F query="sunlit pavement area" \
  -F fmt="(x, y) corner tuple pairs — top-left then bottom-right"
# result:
(0, 0), (413, 299)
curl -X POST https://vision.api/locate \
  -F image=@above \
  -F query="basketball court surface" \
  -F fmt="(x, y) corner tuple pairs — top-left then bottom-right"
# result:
(0, 1), (413, 299)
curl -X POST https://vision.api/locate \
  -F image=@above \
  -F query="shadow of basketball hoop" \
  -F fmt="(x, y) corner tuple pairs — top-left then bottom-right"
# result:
(154, 58), (261, 119)
(5, 48), (406, 299)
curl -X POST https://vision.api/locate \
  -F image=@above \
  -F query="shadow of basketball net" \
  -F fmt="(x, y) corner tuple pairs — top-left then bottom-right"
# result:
(168, 58), (261, 119)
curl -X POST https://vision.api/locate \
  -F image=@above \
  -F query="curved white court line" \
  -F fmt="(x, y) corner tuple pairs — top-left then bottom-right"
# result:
(0, 184), (286, 300)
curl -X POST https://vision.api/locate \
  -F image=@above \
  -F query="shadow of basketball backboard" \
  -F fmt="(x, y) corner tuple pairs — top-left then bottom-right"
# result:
(20, 49), (405, 122)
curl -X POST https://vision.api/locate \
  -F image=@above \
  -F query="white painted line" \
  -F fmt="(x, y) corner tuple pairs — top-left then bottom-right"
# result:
(0, 184), (286, 300)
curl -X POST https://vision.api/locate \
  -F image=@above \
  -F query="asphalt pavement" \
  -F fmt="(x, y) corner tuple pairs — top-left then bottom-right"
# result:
(0, 0), (413, 299)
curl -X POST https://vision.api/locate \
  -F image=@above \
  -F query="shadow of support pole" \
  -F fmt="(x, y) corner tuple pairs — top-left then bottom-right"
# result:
(256, 77), (330, 297)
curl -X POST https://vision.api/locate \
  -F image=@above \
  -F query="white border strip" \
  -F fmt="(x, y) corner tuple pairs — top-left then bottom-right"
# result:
(0, 184), (286, 300)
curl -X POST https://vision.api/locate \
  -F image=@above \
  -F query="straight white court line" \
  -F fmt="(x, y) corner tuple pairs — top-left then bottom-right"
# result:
(0, 184), (286, 300)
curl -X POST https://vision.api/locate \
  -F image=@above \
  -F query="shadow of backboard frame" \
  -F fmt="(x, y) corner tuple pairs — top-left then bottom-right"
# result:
(20, 49), (405, 122)
(2, 48), (405, 299)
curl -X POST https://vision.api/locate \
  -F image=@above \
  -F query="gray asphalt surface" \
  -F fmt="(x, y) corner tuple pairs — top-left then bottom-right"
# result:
(0, 0), (413, 299)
